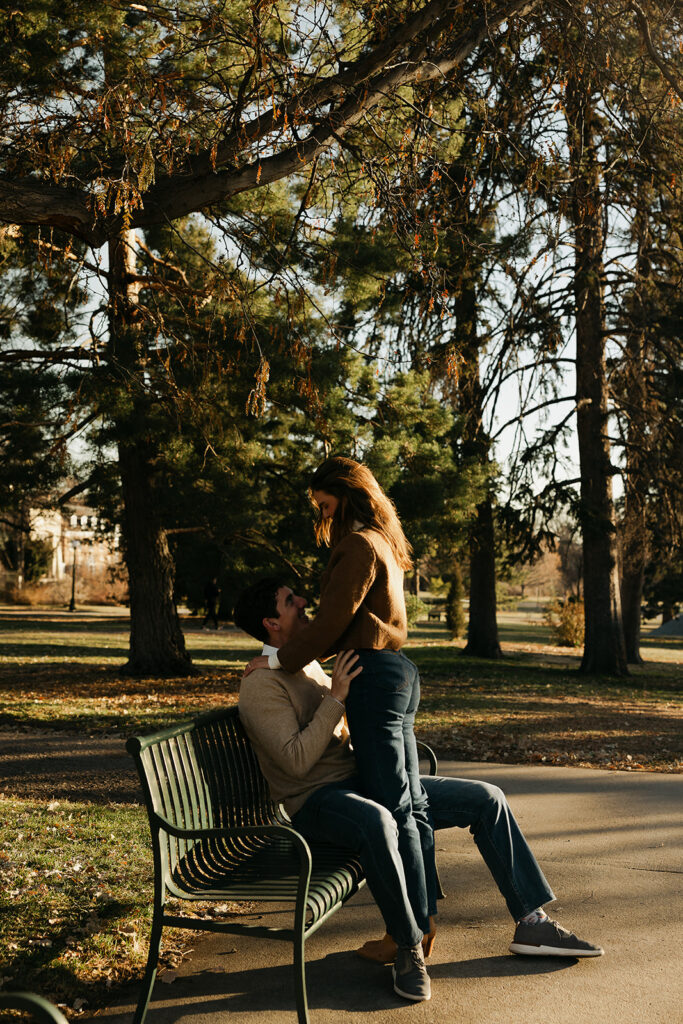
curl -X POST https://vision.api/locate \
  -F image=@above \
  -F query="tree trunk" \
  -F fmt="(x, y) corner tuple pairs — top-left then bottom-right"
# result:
(566, 73), (627, 676)
(620, 204), (651, 665)
(15, 501), (27, 591)
(108, 231), (194, 675)
(117, 440), (192, 674)
(464, 497), (502, 658)
(620, 552), (644, 665)
(455, 258), (502, 660)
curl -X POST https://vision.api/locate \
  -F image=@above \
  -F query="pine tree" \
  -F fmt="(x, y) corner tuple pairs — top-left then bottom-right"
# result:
(0, 0), (537, 672)
(0, 225), (86, 589)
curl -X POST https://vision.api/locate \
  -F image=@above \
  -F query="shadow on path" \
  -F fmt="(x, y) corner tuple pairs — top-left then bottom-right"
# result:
(100, 949), (574, 1024)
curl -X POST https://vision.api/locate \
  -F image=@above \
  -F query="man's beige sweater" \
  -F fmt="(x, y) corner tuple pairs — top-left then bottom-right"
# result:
(238, 661), (355, 816)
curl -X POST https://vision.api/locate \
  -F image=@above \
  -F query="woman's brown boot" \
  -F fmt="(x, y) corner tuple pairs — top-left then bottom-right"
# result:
(356, 918), (436, 964)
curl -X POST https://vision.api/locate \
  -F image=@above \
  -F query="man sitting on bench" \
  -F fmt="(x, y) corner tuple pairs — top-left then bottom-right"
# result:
(235, 578), (603, 1004)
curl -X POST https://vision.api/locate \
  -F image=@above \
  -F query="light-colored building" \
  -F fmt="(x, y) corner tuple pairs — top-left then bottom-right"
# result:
(1, 502), (126, 604)
(28, 505), (121, 582)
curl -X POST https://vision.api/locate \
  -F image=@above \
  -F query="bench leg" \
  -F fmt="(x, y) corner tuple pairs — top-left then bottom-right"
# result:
(293, 910), (309, 1024)
(132, 906), (164, 1024)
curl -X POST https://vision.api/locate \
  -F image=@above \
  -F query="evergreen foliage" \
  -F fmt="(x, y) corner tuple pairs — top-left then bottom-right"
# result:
(0, 1), (681, 677)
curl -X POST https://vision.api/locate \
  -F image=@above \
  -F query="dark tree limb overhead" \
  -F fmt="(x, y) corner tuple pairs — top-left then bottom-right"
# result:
(0, 0), (538, 247)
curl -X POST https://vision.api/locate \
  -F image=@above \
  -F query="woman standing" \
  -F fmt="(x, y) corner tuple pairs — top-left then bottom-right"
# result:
(243, 457), (437, 963)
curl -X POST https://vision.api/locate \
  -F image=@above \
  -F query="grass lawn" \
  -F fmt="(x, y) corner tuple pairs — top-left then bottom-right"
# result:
(1, 605), (680, 770)
(0, 795), (254, 1017)
(0, 604), (680, 1014)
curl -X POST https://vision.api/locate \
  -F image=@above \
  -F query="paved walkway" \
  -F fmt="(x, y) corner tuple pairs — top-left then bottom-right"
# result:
(87, 762), (683, 1024)
(0, 731), (141, 803)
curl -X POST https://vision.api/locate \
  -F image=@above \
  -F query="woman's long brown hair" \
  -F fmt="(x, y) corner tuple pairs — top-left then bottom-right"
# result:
(310, 456), (413, 570)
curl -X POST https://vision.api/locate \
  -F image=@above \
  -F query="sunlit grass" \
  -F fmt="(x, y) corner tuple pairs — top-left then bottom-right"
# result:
(0, 607), (680, 742)
(0, 796), (155, 1014)
(0, 796), (252, 1016)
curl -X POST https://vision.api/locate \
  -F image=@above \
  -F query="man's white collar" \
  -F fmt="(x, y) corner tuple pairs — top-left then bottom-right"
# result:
(261, 642), (320, 673)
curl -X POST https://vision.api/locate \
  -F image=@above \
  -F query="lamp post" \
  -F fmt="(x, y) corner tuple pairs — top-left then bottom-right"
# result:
(68, 539), (80, 612)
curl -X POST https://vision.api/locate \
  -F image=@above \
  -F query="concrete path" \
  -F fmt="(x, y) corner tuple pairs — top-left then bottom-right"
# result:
(89, 763), (683, 1024)
(0, 731), (141, 803)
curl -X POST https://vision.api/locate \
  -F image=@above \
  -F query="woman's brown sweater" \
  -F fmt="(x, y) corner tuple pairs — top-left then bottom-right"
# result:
(276, 527), (408, 675)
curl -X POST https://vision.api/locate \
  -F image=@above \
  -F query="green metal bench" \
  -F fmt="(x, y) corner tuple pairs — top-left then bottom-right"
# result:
(0, 993), (69, 1024)
(127, 705), (439, 1024)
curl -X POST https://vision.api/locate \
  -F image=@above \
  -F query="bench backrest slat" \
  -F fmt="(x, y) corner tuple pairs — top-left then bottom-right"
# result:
(195, 711), (275, 828)
(128, 707), (280, 888)
(178, 730), (213, 831)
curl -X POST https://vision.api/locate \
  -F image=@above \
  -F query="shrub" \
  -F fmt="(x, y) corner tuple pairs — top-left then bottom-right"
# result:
(544, 597), (585, 647)
(405, 594), (428, 626)
(3, 567), (128, 607)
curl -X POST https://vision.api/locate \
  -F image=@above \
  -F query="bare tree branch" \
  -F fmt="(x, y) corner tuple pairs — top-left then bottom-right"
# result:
(0, 347), (96, 364)
(0, 0), (539, 247)
(631, 2), (683, 102)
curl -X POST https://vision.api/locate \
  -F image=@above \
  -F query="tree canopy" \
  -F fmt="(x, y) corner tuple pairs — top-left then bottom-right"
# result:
(1, 0), (681, 675)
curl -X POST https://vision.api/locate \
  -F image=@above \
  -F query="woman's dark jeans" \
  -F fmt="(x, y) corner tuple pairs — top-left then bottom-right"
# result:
(292, 775), (424, 948)
(344, 649), (435, 937)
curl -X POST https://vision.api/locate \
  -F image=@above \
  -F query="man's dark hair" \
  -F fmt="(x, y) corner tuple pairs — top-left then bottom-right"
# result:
(233, 577), (287, 643)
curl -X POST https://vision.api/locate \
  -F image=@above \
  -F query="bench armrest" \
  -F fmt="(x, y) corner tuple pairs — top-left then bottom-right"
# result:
(152, 815), (310, 853)
(151, 815), (313, 869)
(416, 739), (438, 776)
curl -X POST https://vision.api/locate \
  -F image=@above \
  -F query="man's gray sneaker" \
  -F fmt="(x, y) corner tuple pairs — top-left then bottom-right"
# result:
(509, 918), (604, 957)
(392, 944), (431, 1001)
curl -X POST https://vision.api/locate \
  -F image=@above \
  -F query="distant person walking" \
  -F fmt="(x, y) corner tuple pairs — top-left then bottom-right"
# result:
(202, 577), (220, 630)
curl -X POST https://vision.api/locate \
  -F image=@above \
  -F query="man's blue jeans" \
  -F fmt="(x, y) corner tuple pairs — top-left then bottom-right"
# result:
(344, 650), (434, 937)
(291, 773), (556, 948)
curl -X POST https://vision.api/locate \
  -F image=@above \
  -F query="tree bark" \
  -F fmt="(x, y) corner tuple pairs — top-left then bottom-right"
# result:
(456, 260), (502, 659)
(620, 535), (645, 664)
(566, 74), (628, 676)
(620, 204), (651, 665)
(464, 497), (503, 657)
(108, 231), (194, 675)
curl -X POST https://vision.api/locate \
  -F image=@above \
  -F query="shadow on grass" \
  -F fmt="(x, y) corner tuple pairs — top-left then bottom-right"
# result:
(639, 633), (683, 649)
(0, 613), (131, 633)
(0, 641), (131, 659)
(409, 642), (683, 694)
(0, 635), (256, 666)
